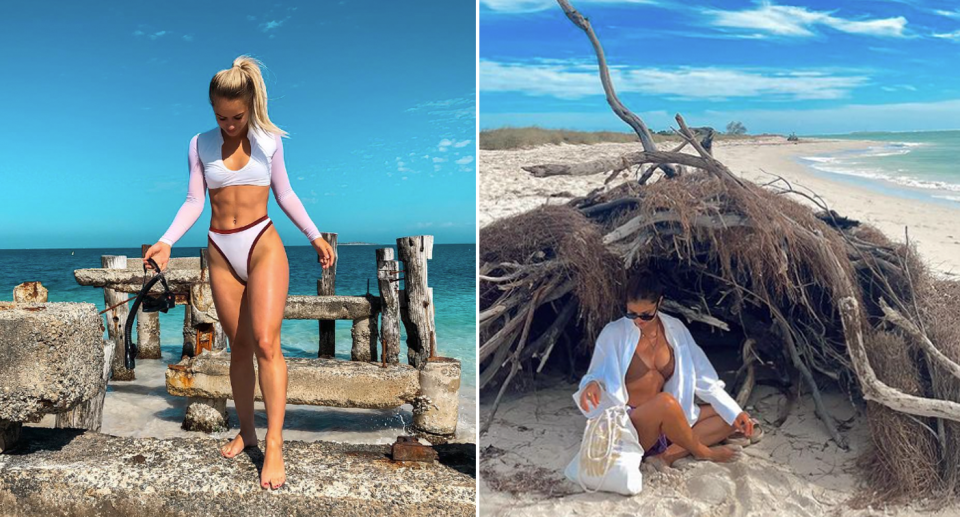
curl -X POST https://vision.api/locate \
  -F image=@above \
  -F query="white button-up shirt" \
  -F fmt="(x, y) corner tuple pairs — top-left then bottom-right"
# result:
(573, 312), (743, 426)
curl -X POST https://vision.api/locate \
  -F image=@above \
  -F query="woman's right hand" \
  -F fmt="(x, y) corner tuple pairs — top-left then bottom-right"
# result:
(579, 381), (602, 412)
(143, 242), (171, 272)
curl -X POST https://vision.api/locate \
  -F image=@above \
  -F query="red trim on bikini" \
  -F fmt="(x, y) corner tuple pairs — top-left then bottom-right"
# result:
(209, 214), (270, 234)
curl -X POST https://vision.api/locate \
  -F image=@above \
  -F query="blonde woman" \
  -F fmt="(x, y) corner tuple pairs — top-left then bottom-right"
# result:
(143, 55), (335, 490)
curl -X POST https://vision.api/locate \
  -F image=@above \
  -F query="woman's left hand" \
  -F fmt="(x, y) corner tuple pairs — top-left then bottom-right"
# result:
(312, 237), (336, 269)
(733, 411), (754, 438)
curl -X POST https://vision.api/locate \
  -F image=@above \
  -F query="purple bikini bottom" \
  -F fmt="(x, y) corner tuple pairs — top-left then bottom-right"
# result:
(627, 404), (671, 456)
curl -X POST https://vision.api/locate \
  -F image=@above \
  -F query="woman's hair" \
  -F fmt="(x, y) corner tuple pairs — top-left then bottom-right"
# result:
(209, 55), (288, 137)
(625, 269), (664, 303)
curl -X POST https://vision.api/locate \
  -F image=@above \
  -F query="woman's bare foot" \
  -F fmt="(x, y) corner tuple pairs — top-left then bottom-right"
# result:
(645, 455), (672, 472)
(220, 431), (258, 459)
(260, 435), (286, 489)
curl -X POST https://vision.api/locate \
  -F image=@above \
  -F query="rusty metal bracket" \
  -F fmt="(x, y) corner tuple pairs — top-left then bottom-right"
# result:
(391, 435), (437, 463)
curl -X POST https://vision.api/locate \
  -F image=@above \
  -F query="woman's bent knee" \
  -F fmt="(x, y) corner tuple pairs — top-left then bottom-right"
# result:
(655, 392), (682, 413)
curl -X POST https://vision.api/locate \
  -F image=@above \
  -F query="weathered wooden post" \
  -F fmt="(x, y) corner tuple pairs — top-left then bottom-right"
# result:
(135, 244), (162, 359)
(397, 235), (434, 368)
(376, 248), (401, 364)
(181, 302), (195, 359)
(350, 311), (379, 362)
(318, 232), (338, 358)
(103, 255), (134, 381)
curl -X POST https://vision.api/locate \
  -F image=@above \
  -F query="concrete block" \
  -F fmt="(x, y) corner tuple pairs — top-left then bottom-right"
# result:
(0, 302), (105, 423)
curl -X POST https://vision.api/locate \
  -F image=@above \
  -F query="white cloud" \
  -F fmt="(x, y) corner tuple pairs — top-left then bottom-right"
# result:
(133, 30), (144, 36)
(933, 30), (960, 40)
(706, 3), (906, 38)
(438, 138), (455, 152)
(481, 59), (869, 101)
(455, 156), (475, 165)
(481, 0), (655, 14)
(148, 31), (167, 40)
(453, 139), (472, 148)
(433, 157), (447, 163)
(182, 34), (194, 42)
(933, 9), (960, 20)
(260, 18), (288, 32)
(880, 84), (916, 92)
(406, 96), (475, 124)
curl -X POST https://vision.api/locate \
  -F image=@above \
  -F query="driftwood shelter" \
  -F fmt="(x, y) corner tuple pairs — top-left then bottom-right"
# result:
(479, 0), (960, 502)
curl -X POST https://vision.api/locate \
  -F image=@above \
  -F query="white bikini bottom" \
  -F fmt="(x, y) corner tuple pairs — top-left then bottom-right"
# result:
(207, 215), (273, 285)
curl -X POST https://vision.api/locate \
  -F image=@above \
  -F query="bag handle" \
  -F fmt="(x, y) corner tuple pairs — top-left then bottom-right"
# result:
(576, 405), (625, 493)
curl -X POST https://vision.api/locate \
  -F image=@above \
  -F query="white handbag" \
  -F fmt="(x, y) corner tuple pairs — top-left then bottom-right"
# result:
(564, 403), (644, 495)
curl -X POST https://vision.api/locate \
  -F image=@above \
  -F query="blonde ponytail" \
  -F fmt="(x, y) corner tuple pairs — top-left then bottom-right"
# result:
(209, 55), (288, 137)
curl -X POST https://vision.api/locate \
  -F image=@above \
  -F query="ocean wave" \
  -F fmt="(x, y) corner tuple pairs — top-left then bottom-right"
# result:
(932, 194), (960, 203)
(805, 161), (960, 193)
(799, 141), (960, 194)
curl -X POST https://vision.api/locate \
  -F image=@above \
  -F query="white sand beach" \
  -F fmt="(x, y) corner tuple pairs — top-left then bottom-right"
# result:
(478, 137), (960, 516)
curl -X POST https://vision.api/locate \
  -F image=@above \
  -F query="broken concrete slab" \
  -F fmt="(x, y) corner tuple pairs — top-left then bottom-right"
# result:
(0, 427), (475, 516)
(283, 295), (379, 320)
(166, 352), (421, 409)
(0, 302), (105, 424)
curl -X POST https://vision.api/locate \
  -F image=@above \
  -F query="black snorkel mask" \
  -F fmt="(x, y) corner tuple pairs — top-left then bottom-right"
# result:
(122, 257), (176, 370)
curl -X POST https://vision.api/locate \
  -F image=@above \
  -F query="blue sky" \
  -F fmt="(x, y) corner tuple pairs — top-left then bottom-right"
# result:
(481, 0), (960, 135)
(0, 0), (476, 250)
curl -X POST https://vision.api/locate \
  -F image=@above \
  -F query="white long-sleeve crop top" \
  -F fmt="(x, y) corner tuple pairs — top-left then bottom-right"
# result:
(158, 124), (322, 247)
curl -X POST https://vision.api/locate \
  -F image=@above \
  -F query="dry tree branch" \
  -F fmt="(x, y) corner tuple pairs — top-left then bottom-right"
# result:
(840, 296), (960, 422)
(523, 150), (714, 178)
(880, 298), (960, 380)
(482, 283), (550, 435)
(555, 0), (677, 178)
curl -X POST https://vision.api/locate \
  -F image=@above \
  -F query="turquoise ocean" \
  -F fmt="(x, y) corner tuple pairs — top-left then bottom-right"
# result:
(0, 243), (477, 444)
(800, 130), (960, 206)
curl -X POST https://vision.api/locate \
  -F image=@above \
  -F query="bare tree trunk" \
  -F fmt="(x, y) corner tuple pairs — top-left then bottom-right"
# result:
(556, 0), (677, 178)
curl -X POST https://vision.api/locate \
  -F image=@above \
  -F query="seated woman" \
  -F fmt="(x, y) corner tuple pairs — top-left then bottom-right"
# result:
(575, 271), (755, 469)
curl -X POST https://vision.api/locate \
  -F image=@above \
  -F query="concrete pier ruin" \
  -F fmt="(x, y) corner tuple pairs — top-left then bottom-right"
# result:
(0, 233), (471, 514)
(0, 427), (476, 516)
(68, 236), (462, 438)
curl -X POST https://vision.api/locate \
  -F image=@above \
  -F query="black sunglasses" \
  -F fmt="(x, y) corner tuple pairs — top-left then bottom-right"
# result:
(624, 298), (661, 321)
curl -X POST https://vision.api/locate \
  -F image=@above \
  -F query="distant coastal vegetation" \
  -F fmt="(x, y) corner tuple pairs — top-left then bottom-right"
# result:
(479, 125), (783, 150)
